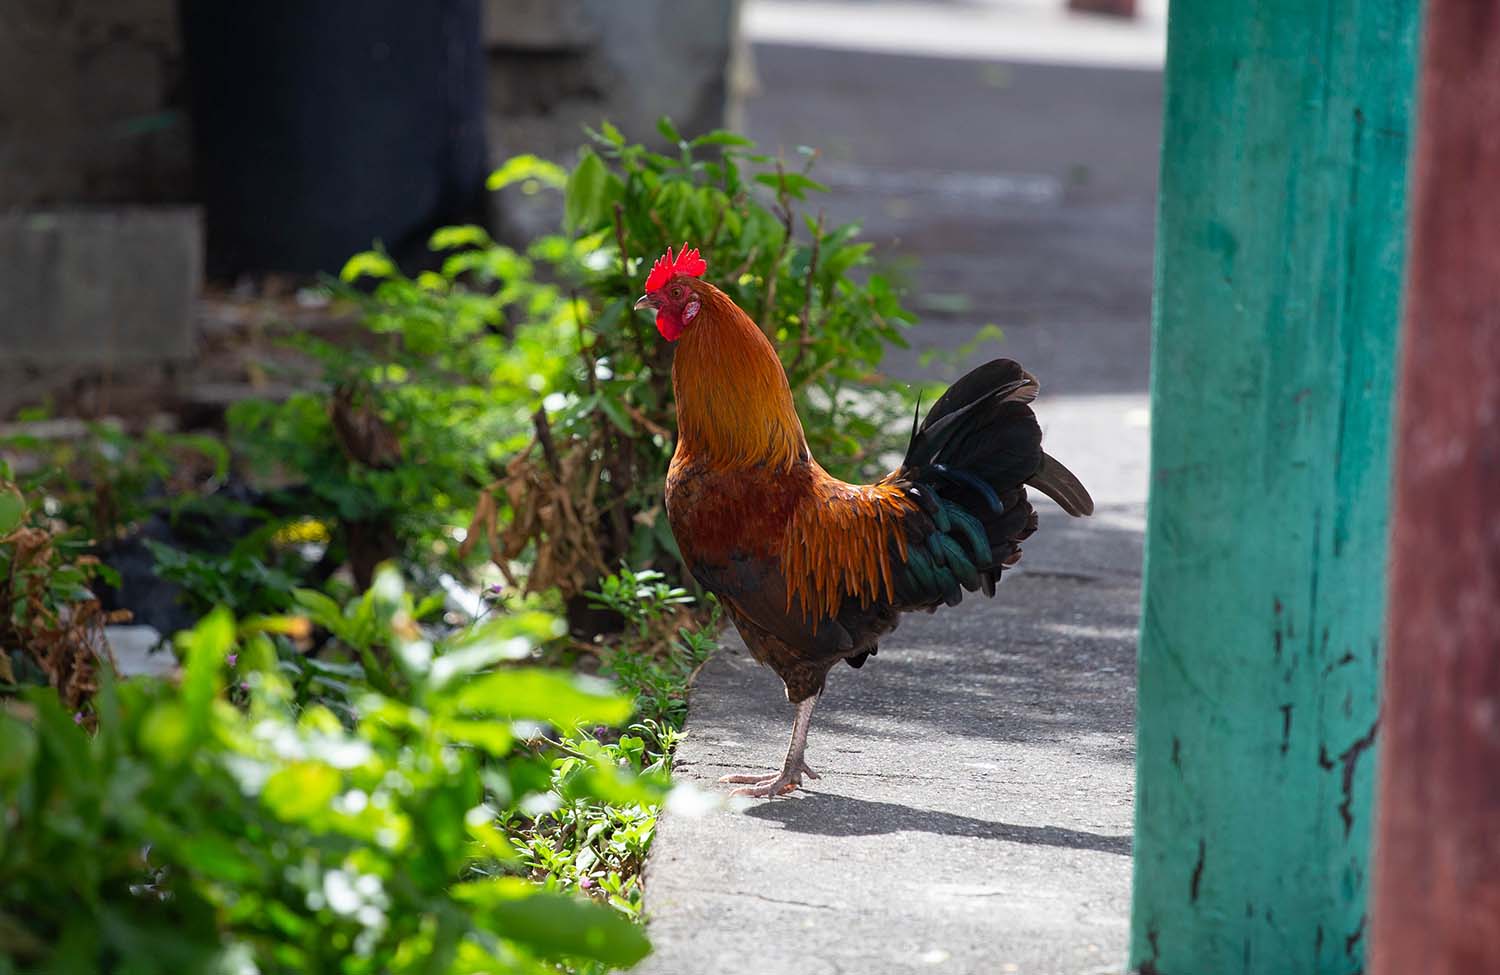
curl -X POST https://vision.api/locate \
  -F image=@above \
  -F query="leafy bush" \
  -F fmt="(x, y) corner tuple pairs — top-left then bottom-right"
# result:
(0, 469), (125, 713)
(0, 419), (229, 547)
(229, 122), (917, 613)
(498, 568), (718, 922)
(0, 119), (924, 970)
(0, 568), (661, 975)
(587, 567), (715, 730)
(0, 419), (319, 629)
(562, 119), (917, 478)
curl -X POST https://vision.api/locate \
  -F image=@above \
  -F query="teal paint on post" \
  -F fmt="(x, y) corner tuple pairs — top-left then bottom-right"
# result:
(1131, 3), (1420, 974)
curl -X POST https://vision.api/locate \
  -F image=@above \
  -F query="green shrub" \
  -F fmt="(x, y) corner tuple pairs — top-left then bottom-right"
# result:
(0, 568), (660, 974)
(0, 419), (229, 548)
(498, 568), (718, 922)
(230, 122), (918, 609)
(0, 119), (925, 967)
(0, 468), (123, 714)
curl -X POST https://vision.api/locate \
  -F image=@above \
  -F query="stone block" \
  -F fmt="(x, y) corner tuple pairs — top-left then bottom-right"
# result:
(483, 0), (597, 50)
(0, 209), (201, 369)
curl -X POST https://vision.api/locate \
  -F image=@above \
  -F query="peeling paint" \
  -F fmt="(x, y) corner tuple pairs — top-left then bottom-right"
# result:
(1189, 839), (1206, 902)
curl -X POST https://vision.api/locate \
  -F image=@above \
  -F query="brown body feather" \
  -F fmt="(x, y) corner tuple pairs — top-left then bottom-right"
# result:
(665, 281), (1088, 702)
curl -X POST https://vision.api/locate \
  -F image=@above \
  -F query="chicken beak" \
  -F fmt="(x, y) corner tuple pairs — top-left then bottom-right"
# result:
(633, 294), (656, 312)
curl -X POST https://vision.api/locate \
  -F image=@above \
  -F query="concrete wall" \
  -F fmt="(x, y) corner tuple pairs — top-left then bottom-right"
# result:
(0, 0), (191, 208)
(0, 0), (742, 212)
(484, 0), (743, 161)
(0, 1), (740, 418)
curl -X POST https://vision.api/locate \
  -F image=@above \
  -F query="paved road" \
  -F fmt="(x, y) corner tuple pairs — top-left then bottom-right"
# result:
(742, 37), (1161, 395)
(639, 9), (1159, 972)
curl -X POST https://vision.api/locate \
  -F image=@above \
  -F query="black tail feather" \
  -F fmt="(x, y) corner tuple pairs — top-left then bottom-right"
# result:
(885, 358), (1091, 614)
(906, 360), (1040, 473)
(1027, 452), (1095, 516)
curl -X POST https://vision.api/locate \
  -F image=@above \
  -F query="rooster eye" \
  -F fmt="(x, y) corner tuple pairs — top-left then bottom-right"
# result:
(671, 286), (682, 298)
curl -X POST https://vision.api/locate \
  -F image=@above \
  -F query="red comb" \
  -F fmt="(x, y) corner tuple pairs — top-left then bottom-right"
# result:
(644, 243), (707, 292)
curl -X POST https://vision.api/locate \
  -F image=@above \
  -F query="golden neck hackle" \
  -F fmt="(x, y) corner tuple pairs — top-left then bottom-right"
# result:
(670, 284), (808, 471)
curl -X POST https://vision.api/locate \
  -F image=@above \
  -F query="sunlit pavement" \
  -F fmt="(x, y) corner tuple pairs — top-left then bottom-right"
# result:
(639, 3), (1159, 972)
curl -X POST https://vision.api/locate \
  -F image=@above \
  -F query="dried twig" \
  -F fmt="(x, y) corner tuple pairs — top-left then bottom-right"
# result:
(788, 209), (825, 379)
(612, 201), (631, 273)
(571, 291), (597, 394)
(532, 409), (561, 475)
(705, 192), (742, 250)
(756, 161), (797, 332)
(625, 404), (672, 441)
(725, 245), (761, 284)
(0, 516), (120, 714)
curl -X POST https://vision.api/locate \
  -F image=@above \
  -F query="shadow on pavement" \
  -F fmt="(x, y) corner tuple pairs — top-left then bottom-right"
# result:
(743, 791), (1132, 855)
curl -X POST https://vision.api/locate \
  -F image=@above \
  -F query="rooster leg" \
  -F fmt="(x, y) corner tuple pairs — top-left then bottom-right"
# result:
(719, 697), (820, 797)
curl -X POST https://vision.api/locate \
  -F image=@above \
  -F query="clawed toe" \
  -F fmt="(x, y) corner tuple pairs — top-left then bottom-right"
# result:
(728, 774), (803, 798)
(724, 699), (821, 799)
(719, 772), (779, 784)
(718, 758), (818, 797)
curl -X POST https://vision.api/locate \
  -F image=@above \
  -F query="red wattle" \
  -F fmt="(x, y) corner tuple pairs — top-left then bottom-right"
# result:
(656, 310), (683, 341)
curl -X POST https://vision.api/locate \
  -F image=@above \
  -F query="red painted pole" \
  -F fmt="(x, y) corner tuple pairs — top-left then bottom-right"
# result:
(1068, 0), (1137, 18)
(1371, 4), (1500, 974)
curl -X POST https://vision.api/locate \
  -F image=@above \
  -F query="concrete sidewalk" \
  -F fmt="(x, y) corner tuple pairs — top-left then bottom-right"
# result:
(636, 7), (1159, 970)
(640, 395), (1146, 975)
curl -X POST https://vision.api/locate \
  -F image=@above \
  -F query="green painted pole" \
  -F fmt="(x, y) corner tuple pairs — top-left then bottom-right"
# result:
(1131, 3), (1420, 974)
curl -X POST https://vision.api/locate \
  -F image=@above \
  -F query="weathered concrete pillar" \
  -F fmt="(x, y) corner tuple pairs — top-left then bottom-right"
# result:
(1371, 3), (1500, 974)
(1130, 2), (1420, 972)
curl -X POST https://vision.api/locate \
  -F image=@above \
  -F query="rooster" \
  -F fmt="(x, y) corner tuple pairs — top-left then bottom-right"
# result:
(634, 245), (1094, 797)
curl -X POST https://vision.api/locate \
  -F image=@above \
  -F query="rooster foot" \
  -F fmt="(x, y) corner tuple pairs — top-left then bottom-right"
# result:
(722, 698), (821, 798)
(719, 759), (819, 798)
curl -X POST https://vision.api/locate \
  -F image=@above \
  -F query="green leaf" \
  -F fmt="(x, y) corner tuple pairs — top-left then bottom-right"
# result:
(655, 116), (684, 145)
(557, 761), (670, 808)
(429, 225), (493, 251)
(596, 396), (636, 436)
(564, 150), (623, 235)
(454, 877), (652, 967)
(453, 669), (632, 728)
(437, 718), (514, 756)
(429, 624), (536, 690)
(690, 130), (755, 149)
(292, 588), (344, 632)
(413, 592), (446, 621)
(487, 154), (568, 192)
(179, 606), (234, 729)
(175, 433), (232, 480)
(599, 120), (626, 146)
(0, 486), (24, 535)
(753, 170), (829, 200)
(138, 701), (192, 765)
(262, 760), (342, 822)
(0, 714), (35, 782)
(339, 250), (397, 283)
(174, 834), (259, 885)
